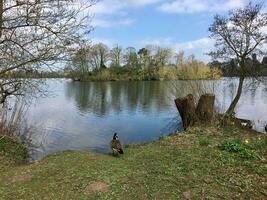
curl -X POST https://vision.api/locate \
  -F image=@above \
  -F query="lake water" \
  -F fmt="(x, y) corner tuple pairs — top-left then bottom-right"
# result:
(25, 78), (267, 160)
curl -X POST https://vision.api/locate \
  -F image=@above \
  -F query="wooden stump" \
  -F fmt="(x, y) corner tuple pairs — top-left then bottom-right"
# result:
(175, 94), (196, 130)
(196, 94), (215, 122)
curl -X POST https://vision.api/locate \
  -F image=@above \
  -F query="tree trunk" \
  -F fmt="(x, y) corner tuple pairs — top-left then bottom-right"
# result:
(226, 59), (246, 116)
(226, 76), (245, 115)
(174, 94), (196, 130)
(196, 94), (215, 122)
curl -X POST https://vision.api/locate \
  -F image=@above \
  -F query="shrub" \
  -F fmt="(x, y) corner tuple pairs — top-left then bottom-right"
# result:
(221, 140), (243, 152)
(158, 66), (178, 80)
(0, 136), (27, 164)
(221, 140), (261, 160)
(176, 60), (222, 80)
(91, 69), (115, 81)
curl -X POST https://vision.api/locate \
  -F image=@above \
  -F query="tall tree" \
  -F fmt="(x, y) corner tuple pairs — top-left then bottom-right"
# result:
(137, 47), (150, 69)
(175, 50), (185, 69)
(153, 46), (173, 67)
(91, 43), (109, 70)
(124, 47), (138, 69)
(70, 43), (92, 77)
(110, 45), (123, 68)
(209, 2), (267, 115)
(0, 0), (97, 104)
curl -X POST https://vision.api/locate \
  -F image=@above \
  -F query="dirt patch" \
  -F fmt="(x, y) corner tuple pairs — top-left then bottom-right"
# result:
(9, 174), (32, 183)
(121, 176), (136, 187)
(137, 171), (146, 177)
(85, 182), (109, 193)
(182, 190), (192, 200)
(121, 176), (130, 183)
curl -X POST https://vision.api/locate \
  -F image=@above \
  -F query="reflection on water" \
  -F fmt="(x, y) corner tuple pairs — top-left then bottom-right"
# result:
(65, 81), (172, 116)
(27, 78), (267, 160)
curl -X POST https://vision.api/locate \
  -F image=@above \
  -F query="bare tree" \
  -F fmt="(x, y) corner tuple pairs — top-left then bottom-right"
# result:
(70, 43), (92, 78)
(110, 45), (123, 68)
(209, 2), (267, 115)
(0, 0), (97, 104)
(174, 50), (185, 69)
(137, 47), (150, 69)
(91, 43), (109, 70)
(124, 47), (138, 69)
(153, 46), (173, 67)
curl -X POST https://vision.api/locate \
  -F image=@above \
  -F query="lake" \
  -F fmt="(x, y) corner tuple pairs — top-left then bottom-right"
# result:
(25, 78), (267, 160)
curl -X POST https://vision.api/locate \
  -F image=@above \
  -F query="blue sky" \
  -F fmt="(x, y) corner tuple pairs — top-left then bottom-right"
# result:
(88, 0), (262, 62)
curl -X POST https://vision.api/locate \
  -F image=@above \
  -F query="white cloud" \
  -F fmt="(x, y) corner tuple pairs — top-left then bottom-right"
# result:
(174, 38), (214, 50)
(90, 0), (161, 15)
(91, 37), (114, 46)
(92, 18), (135, 28)
(174, 38), (215, 62)
(140, 37), (173, 46)
(140, 37), (214, 50)
(139, 37), (215, 62)
(120, 0), (162, 7)
(158, 0), (245, 14)
(88, 0), (161, 29)
(89, 1), (123, 15)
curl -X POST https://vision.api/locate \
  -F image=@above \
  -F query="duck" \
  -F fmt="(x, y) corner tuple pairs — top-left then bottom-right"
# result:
(110, 133), (124, 155)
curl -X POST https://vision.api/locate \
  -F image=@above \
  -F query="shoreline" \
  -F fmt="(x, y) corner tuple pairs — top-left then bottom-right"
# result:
(1, 123), (266, 199)
(1, 118), (266, 164)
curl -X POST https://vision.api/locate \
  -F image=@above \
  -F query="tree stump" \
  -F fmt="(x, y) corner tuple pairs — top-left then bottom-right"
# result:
(174, 94), (196, 130)
(196, 94), (215, 122)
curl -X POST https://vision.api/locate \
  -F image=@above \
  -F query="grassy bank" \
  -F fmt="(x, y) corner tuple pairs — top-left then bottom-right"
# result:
(0, 124), (266, 199)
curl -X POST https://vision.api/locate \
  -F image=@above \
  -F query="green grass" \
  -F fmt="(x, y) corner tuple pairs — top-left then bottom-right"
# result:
(221, 139), (261, 160)
(0, 136), (27, 168)
(0, 125), (266, 199)
(198, 136), (210, 146)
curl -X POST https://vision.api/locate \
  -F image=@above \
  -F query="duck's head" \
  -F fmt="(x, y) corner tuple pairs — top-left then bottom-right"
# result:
(113, 133), (118, 140)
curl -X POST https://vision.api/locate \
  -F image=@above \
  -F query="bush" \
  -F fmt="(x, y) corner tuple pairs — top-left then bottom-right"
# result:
(221, 140), (243, 152)
(91, 69), (115, 81)
(221, 140), (261, 160)
(0, 136), (27, 164)
(176, 61), (222, 80)
(158, 66), (178, 80)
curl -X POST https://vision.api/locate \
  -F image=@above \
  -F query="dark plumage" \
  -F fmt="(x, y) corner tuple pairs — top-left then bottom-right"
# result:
(110, 133), (124, 155)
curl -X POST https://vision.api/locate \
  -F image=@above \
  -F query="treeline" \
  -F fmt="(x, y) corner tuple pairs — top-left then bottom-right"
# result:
(65, 43), (222, 81)
(209, 54), (267, 77)
(2, 70), (65, 79)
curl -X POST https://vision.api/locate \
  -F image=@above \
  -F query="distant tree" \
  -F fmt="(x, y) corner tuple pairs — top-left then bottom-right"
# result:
(70, 43), (92, 77)
(124, 47), (138, 69)
(90, 43), (109, 70)
(110, 45), (123, 68)
(153, 47), (173, 67)
(0, 0), (97, 104)
(209, 2), (267, 115)
(175, 50), (185, 69)
(137, 48), (150, 69)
